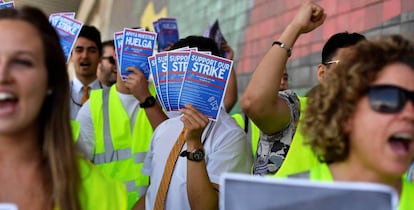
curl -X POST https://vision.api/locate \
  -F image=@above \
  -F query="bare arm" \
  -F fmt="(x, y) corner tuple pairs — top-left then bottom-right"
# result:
(180, 104), (218, 210)
(125, 67), (168, 130)
(241, 1), (326, 134)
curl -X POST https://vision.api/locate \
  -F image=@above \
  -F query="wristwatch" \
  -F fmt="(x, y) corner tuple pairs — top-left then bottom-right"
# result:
(139, 96), (156, 108)
(180, 148), (205, 162)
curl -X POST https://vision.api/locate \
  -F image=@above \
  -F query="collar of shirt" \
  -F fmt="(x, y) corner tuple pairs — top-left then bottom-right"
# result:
(72, 76), (101, 93)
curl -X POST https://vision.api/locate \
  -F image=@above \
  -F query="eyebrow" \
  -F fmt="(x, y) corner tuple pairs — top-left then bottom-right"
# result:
(12, 50), (37, 58)
(75, 45), (98, 49)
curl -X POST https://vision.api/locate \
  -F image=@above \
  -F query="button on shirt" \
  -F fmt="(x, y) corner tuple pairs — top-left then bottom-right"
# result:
(70, 77), (102, 120)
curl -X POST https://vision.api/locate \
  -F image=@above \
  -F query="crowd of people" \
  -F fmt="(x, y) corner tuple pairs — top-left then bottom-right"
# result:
(0, 1), (413, 210)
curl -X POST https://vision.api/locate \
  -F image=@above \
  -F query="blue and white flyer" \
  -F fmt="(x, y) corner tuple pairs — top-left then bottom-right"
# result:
(148, 55), (166, 110)
(155, 52), (170, 111)
(0, 1), (14, 9)
(113, 31), (123, 69)
(154, 18), (179, 52)
(120, 28), (156, 80)
(166, 51), (190, 111)
(49, 12), (75, 26)
(50, 15), (83, 63)
(178, 51), (232, 120)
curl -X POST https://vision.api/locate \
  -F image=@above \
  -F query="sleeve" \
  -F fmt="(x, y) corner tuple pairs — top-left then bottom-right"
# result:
(76, 101), (95, 161)
(206, 129), (253, 184)
(253, 90), (300, 175)
(141, 122), (165, 175)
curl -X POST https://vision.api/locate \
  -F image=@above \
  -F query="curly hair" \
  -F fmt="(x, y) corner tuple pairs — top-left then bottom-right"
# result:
(302, 35), (414, 164)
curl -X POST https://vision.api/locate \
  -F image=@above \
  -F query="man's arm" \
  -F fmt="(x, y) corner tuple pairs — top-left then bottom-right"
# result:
(180, 104), (218, 210)
(125, 67), (168, 130)
(241, 1), (326, 134)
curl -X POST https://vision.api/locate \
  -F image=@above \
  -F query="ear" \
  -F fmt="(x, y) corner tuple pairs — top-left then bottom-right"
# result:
(343, 115), (353, 134)
(317, 64), (326, 82)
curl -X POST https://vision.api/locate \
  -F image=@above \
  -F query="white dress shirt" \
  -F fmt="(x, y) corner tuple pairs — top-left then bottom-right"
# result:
(70, 76), (102, 120)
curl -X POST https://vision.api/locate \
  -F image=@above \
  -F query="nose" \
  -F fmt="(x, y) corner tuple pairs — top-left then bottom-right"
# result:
(80, 49), (88, 59)
(0, 61), (11, 84)
(400, 100), (414, 123)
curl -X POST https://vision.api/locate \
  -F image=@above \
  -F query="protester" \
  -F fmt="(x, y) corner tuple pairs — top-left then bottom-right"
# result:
(97, 40), (117, 89)
(133, 103), (252, 210)
(0, 6), (126, 210)
(76, 44), (167, 208)
(132, 37), (253, 210)
(242, 1), (364, 176)
(69, 25), (102, 119)
(295, 34), (414, 210)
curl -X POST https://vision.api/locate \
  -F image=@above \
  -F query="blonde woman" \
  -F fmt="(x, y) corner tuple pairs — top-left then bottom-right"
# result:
(0, 6), (126, 210)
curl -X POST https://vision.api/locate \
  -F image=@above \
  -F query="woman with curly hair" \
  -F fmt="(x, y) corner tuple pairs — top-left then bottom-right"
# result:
(0, 6), (126, 210)
(299, 35), (414, 209)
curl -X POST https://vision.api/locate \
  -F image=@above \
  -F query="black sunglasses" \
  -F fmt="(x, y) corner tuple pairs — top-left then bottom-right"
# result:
(102, 56), (116, 65)
(367, 85), (414, 114)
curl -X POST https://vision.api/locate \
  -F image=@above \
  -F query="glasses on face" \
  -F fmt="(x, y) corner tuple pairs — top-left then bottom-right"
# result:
(102, 56), (116, 65)
(324, 60), (340, 65)
(367, 85), (414, 114)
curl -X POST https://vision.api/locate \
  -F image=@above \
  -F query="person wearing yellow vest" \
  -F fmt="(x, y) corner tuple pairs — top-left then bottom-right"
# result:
(292, 35), (414, 210)
(0, 6), (127, 210)
(241, 2), (365, 176)
(76, 53), (168, 209)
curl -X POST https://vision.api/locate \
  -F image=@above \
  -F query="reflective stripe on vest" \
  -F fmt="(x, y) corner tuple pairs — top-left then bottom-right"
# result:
(90, 86), (153, 209)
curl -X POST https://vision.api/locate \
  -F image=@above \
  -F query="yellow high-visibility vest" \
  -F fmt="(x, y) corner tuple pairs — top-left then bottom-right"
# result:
(89, 86), (153, 209)
(274, 96), (319, 177)
(78, 158), (128, 210)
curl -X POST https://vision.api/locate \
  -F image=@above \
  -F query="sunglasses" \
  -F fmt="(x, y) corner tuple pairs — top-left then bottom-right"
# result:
(102, 56), (116, 65)
(367, 85), (414, 113)
(323, 60), (340, 65)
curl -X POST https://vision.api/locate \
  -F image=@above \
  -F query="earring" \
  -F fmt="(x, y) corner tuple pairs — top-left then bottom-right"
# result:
(47, 89), (53, 95)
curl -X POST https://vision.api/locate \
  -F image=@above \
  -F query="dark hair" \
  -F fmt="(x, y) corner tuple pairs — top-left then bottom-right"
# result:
(321, 32), (366, 64)
(102, 39), (115, 49)
(303, 35), (414, 163)
(170, 35), (221, 57)
(78, 25), (102, 55)
(0, 6), (80, 210)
